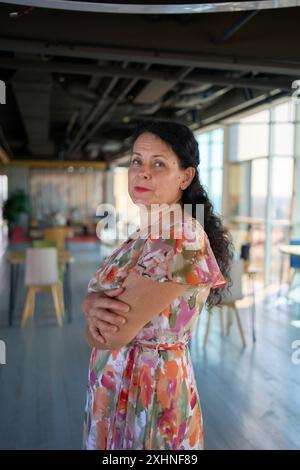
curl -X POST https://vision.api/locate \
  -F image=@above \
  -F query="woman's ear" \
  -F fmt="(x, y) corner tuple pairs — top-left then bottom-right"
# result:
(182, 167), (196, 190)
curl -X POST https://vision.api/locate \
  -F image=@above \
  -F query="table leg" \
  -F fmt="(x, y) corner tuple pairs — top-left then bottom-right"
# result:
(8, 264), (15, 326)
(8, 264), (20, 326)
(250, 273), (256, 343)
(277, 253), (285, 299)
(64, 262), (72, 323)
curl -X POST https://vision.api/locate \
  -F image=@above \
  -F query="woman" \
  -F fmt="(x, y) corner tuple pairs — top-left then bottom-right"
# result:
(82, 120), (234, 450)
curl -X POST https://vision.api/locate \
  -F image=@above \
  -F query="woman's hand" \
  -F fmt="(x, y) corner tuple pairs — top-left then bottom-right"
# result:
(82, 287), (130, 344)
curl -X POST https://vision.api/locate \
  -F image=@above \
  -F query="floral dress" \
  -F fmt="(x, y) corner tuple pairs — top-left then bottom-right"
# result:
(83, 216), (227, 450)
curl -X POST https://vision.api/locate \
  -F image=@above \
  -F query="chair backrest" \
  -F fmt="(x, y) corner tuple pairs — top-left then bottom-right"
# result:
(221, 258), (243, 303)
(44, 227), (71, 250)
(32, 240), (57, 249)
(25, 248), (58, 286)
(240, 243), (251, 261)
(290, 239), (300, 269)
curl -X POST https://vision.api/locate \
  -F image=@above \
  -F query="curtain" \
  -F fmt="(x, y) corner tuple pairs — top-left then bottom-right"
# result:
(30, 168), (104, 224)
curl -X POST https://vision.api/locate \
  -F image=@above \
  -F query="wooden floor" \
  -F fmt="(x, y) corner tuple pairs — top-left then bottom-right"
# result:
(0, 244), (299, 450)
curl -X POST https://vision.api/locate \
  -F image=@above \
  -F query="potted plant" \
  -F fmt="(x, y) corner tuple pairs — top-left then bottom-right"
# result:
(2, 189), (30, 238)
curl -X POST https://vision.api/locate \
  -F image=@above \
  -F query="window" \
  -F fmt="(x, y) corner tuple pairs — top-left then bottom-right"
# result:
(196, 128), (224, 214)
(227, 99), (297, 286)
(229, 109), (269, 161)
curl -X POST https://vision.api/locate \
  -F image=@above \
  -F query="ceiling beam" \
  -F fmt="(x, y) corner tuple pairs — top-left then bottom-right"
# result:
(198, 88), (288, 126)
(7, 159), (107, 169)
(0, 57), (294, 92)
(1, 37), (300, 76)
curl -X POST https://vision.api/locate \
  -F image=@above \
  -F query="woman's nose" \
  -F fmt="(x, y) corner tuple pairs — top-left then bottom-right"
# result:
(138, 165), (151, 179)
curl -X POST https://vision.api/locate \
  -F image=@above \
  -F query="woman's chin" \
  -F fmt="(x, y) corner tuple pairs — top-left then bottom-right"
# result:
(131, 195), (154, 205)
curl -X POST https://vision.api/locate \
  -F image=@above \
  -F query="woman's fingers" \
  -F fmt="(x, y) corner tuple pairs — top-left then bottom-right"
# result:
(83, 291), (130, 314)
(89, 323), (106, 344)
(89, 317), (118, 334)
(105, 287), (125, 296)
(94, 296), (130, 314)
(82, 289), (129, 329)
(92, 309), (127, 326)
(85, 306), (126, 327)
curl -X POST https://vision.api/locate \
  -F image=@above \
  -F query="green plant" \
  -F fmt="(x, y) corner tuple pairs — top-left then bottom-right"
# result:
(2, 189), (30, 234)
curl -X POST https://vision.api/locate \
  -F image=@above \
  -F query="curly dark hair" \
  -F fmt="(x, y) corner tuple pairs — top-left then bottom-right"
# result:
(130, 119), (234, 308)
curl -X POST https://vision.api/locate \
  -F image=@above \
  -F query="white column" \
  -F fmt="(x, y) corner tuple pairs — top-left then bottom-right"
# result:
(264, 108), (275, 287)
(292, 102), (300, 237)
(222, 124), (230, 219)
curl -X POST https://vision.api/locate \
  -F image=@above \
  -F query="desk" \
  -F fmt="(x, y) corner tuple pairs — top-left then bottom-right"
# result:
(278, 244), (300, 300)
(6, 249), (75, 326)
(279, 245), (300, 257)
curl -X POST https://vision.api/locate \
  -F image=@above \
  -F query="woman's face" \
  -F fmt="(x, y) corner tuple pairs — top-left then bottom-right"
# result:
(128, 132), (195, 209)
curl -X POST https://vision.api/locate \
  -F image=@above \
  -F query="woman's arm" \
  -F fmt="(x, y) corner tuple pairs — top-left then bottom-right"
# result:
(82, 288), (130, 345)
(96, 272), (193, 350)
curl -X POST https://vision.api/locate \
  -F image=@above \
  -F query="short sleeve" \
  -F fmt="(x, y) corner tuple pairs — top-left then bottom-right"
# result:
(131, 219), (227, 289)
(87, 258), (109, 293)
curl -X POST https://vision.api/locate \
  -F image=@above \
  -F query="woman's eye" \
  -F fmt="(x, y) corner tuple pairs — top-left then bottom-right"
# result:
(154, 161), (164, 167)
(130, 158), (140, 165)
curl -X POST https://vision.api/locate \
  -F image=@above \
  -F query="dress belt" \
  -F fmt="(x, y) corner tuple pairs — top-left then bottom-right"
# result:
(129, 339), (188, 352)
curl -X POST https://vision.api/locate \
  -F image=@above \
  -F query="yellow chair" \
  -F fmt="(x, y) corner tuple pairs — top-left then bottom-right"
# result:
(32, 240), (57, 249)
(43, 227), (73, 251)
(21, 248), (64, 328)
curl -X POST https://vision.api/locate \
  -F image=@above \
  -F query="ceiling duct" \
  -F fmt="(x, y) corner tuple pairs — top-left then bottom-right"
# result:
(12, 70), (55, 156)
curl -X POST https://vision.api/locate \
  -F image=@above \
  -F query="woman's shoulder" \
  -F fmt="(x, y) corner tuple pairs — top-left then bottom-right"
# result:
(163, 214), (206, 250)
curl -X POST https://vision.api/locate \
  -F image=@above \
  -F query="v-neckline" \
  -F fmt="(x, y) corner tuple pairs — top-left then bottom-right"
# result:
(125, 209), (192, 243)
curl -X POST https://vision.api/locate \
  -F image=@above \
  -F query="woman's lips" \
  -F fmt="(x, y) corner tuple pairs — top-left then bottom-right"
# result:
(134, 186), (151, 192)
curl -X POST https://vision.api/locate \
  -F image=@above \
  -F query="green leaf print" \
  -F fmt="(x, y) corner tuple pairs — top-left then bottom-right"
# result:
(93, 351), (111, 377)
(188, 294), (197, 310)
(179, 379), (189, 423)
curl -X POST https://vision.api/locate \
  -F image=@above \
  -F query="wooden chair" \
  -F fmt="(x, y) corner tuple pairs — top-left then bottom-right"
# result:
(21, 248), (64, 328)
(32, 239), (64, 281)
(203, 258), (246, 348)
(32, 240), (57, 249)
(43, 227), (73, 251)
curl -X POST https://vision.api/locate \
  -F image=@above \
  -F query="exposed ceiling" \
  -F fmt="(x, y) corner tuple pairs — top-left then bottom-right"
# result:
(0, 1), (299, 163)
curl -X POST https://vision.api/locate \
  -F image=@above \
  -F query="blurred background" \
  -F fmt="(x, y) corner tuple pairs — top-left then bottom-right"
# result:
(0, 0), (300, 450)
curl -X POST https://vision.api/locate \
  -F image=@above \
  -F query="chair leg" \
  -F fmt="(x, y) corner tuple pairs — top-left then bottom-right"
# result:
(232, 303), (246, 347)
(226, 305), (233, 336)
(29, 287), (36, 318)
(287, 269), (297, 299)
(219, 307), (225, 335)
(57, 282), (65, 318)
(21, 287), (35, 328)
(51, 285), (63, 327)
(203, 307), (213, 348)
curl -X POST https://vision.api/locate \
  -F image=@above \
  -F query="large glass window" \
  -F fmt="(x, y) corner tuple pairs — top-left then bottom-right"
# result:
(196, 128), (224, 214)
(228, 162), (251, 218)
(229, 110), (269, 162)
(272, 157), (294, 220)
(251, 158), (268, 219)
(227, 99), (296, 286)
(273, 101), (295, 157)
